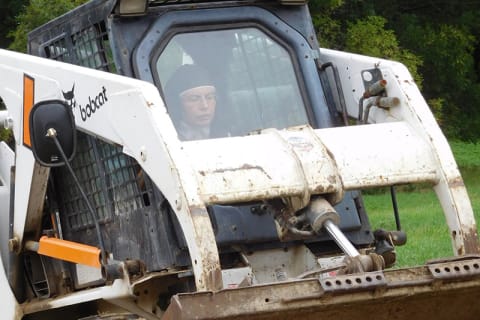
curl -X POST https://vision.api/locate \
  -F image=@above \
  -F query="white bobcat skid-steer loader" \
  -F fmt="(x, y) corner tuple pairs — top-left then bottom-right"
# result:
(0, 0), (479, 319)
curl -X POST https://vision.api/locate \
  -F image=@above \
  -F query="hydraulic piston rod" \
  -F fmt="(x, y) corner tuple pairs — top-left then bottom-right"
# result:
(323, 219), (360, 258)
(306, 197), (360, 257)
(305, 197), (384, 272)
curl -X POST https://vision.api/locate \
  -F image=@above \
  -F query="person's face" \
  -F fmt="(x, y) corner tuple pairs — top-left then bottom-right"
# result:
(179, 85), (216, 128)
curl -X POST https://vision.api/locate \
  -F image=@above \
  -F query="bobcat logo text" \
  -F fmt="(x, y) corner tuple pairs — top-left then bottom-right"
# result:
(62, 84), (108, 121)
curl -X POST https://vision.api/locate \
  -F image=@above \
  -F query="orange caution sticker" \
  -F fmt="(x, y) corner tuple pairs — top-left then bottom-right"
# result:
(23, 74), (35, 147)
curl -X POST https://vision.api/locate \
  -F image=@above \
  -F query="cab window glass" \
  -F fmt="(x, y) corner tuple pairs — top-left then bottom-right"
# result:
(156, 27), (308, 140)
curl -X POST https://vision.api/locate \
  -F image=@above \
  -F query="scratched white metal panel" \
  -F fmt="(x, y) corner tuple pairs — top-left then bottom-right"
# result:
(0, 142), (14, 275)
(0, 253), (21, 319)
(316, 122), (439, 189)
(0, 144), (19, 319)
(0, 141), (13, 189)
(319, 48), (407, 121)
(20, 277), (147, 318)
(320, 48), (478, 254)
(183, 121), (439, 206)
(319, 48), (461, 183)
(183, 127), (342, 206)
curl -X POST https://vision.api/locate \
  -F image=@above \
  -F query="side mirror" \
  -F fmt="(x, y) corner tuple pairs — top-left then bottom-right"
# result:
(29, 100), (76, 167)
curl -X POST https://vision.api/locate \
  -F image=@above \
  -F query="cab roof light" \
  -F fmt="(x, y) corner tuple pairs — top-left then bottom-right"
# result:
(119, 0), (148, 15)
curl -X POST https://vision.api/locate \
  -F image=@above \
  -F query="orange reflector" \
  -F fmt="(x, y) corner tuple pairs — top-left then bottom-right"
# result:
(37, 236), (101, 268)
(23, 74), (35, 147)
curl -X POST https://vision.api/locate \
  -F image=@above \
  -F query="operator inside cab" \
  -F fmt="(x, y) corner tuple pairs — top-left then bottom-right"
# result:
(157, 28), (309, 141)
(164, 64), (218, 141)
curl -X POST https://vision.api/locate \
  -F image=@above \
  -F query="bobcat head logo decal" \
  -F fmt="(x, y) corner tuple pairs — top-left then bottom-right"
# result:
(62, 84), (76, 109)
(62, 83), (108, 121)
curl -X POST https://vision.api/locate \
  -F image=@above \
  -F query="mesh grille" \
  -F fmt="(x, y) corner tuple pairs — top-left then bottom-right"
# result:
(57, 134), (150, 231)
(59, 135), (107, 229)
(71, 23), (115, 71)
(44, 22), (116, 72)
(42, 19), (149, 230)
(44, 36), (71, 62)
(98, 141), (148, 214)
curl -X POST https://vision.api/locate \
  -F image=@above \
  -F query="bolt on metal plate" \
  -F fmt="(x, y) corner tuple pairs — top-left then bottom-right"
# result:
(428, 259), (480, 281)
(319, 271), (386, 293)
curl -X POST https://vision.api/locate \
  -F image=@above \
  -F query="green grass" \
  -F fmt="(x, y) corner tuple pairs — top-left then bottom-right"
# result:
(364, 141), (480, 268)
(450, 141), (480, 168)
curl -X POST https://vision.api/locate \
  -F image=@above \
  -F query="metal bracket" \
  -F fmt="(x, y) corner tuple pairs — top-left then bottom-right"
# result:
(428, 258), (480, 281)
(361, 68), (384, 91)
(319, 271), (386, 293)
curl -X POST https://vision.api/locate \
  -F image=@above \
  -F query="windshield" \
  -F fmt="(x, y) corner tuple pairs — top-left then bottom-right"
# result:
(155, 27), (308, 141)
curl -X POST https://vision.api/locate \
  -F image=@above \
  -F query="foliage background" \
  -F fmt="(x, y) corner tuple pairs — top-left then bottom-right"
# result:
(1, 0), (480, 142)
(309, 0), (480, 141)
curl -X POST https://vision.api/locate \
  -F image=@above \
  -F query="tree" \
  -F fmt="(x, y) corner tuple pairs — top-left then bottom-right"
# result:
(309, 0), (345, 49)
(310, 0), (480, 141)
(0, 0), (25, 48)
(8, 0), (88, 52)
(395, 18), (479, 139)
(310, 2), (422, 85)
(369, 1), (480, 140)
(345, 16), (423, 86)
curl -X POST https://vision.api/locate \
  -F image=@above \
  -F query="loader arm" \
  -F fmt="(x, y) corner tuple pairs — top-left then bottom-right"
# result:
(320, 48), (479, 254)
(0, 49), (222, 292)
